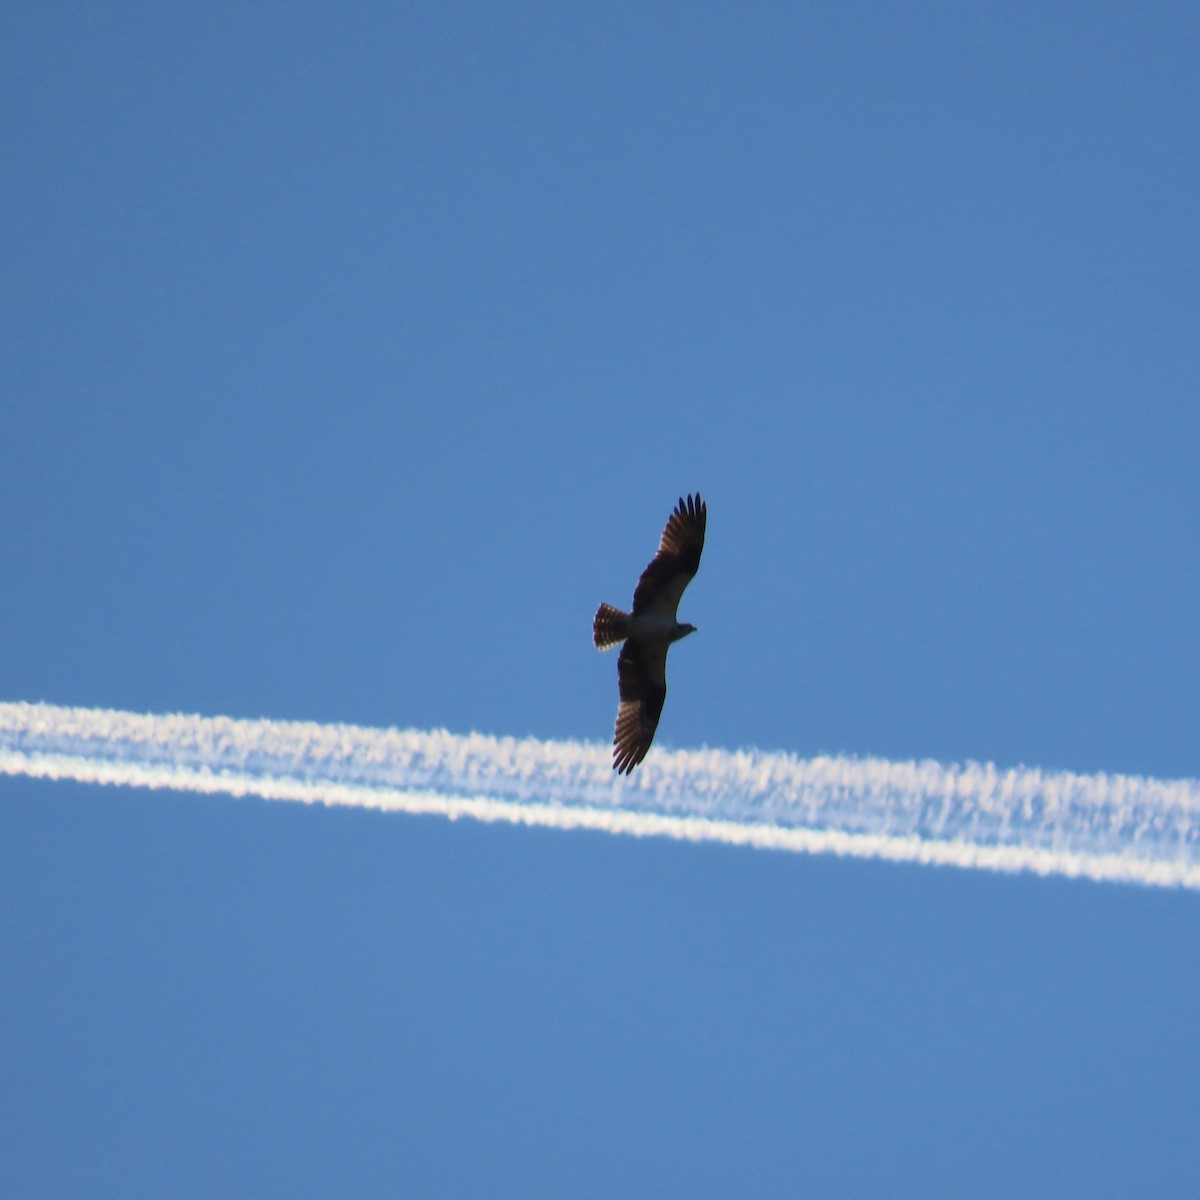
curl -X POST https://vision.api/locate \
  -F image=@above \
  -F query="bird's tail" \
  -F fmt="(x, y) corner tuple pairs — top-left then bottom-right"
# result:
(593, 604), (630, 650)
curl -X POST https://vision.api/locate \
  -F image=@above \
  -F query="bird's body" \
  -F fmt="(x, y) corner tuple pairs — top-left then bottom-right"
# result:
(593, 493), (706, 773)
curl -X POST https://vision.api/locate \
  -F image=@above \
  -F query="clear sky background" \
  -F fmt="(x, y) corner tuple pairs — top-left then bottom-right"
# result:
(3, 3), (1199, 1196)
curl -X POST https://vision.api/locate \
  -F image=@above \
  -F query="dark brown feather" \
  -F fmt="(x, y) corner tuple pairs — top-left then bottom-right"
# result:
(631, 493), (706, 616)
(613, 639), (668, 774)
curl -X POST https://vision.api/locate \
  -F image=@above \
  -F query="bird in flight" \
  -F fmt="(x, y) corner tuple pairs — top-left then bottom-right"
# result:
(593, 493), (706, 773)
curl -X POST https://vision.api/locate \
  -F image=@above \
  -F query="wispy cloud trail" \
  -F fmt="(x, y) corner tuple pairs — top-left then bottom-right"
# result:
(2, 701), (1198, 888)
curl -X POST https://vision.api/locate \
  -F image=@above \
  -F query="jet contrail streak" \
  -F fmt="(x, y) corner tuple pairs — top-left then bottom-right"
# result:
(2, 701), (1198, 888)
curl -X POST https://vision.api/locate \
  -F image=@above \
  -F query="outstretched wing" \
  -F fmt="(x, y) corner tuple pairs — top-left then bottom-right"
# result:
(613, 638), (668, 774)
(631, 493), (706, 618)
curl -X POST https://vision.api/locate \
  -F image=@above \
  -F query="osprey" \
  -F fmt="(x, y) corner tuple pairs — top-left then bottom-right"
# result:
(593, 493), (706, 773)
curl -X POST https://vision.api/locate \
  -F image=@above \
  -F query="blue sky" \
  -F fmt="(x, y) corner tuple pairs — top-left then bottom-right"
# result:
(3, 3), (1199, 1195)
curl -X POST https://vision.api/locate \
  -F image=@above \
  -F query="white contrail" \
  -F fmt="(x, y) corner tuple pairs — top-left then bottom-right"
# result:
(2, 701), (1198, 889)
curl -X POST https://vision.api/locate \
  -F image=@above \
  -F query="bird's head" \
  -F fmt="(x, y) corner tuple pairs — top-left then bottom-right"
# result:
(672, 622), (697, 642)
